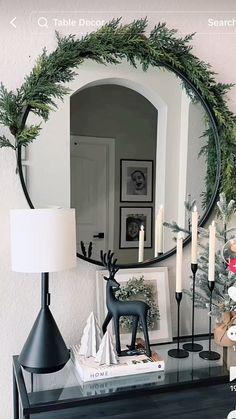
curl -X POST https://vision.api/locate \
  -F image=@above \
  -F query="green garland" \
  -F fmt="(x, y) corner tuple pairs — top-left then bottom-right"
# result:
(115, 276), (160, 331)
(0, 18), (236, 202)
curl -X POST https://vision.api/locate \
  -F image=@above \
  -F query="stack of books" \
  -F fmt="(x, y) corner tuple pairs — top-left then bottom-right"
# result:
(71, 345), (164, 382)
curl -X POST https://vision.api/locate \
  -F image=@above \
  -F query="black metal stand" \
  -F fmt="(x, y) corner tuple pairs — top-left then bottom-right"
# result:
(13, 367), (19, 419)
(183, 264), (203, 353)
(168, 292), (189, 359)
(199, 281), (221, 361)
(19, 273), (70, 374)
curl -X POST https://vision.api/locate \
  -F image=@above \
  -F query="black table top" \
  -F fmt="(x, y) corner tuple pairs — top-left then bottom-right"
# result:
(13, 338), (229, 416)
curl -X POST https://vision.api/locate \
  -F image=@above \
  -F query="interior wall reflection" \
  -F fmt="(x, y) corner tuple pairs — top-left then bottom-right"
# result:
(70, 80), (208, 264)
(70, 84), (157, 263)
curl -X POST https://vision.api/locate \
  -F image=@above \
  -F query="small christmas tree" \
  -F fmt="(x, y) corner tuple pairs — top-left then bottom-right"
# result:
(164, 193), (236, 321)
(95, 331), (119, 366)
(79, 312), (102, 358)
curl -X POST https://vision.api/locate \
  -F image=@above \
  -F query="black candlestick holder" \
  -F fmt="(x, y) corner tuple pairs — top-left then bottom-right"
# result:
(168, 292), (189, 359)
(183, 263), (203, 353)
(199, 280), (221, 361)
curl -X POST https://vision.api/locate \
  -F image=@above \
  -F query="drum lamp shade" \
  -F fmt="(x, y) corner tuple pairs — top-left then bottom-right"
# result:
(10, 209), (76, 273)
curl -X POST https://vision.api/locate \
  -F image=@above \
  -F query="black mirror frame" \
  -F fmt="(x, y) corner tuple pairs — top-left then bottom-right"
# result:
(17, 61), (221, 269)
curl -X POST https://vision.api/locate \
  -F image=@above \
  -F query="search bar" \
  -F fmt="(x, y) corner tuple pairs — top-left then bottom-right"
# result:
(30, 11), (236, 35)
(30, 11), (106, 33)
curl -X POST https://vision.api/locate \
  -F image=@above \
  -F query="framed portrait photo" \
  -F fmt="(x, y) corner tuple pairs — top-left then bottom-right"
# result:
(120, 207), (152, 249)
(96, 267), (172, 346)
(120, 159), (153, 202)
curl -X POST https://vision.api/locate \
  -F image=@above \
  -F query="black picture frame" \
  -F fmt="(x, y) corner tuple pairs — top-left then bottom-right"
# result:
(120, 159), (153, 202)
(119, 206), (153, 249)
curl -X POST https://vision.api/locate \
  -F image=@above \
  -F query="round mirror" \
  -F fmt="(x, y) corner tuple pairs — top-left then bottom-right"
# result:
(24, 63), (220, 267)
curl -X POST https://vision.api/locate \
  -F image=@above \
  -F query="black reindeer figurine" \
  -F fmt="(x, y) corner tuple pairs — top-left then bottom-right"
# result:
(101, 250), (151, 357)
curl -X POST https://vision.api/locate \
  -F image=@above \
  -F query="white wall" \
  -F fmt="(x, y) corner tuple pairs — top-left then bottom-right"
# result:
(1, 1), (236, 417)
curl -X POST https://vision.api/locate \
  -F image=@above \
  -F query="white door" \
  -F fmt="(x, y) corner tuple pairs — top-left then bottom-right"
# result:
(70, 136), (114, 260)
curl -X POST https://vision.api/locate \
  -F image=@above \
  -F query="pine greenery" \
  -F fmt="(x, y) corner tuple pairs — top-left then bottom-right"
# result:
(115, 275), (160, 331)
(164, 193), (236, 321)
(0, 19), (236, 202)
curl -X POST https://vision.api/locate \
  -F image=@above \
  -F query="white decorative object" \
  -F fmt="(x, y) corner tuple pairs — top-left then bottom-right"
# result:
(228, 286), (236, 302)
(176, 232), (183, 292)
(191, 205), (198, 264)
(208, 220), (216, 281)
(222, 239), (236, 264)
(227, 410), (236, 419)
(227, 325), (236, 342)
(138, 224), (145, 262)
(95, 331), (119, 366)
(79, 312), (102, 358)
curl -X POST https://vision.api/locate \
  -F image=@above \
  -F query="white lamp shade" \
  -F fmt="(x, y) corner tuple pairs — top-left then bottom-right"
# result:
(10, 209), (77, 273)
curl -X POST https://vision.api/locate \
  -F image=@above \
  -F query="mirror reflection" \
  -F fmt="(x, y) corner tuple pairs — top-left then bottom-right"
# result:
(70, 73), (209, 264)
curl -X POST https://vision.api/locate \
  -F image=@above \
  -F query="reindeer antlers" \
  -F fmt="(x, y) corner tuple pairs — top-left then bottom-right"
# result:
(80, 241), (93, 259)
(100, 250), (119, 277)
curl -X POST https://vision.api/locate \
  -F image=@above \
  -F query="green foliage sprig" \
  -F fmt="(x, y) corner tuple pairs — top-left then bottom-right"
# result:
(0, 19), (236, 201)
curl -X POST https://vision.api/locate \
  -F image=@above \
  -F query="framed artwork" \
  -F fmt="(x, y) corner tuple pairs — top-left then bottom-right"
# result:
(96, 267), (172, 346)
(120, 159), (153, 202)
(119, 206), (152, 249)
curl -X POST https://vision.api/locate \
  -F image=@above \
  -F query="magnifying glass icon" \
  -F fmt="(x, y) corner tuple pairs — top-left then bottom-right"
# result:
(38, 17), (48, 28)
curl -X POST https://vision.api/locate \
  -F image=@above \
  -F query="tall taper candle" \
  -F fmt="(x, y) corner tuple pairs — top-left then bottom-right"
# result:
(191, 206), (198, 264)
(154, 210), (158, 257)
(138, 225), (144, 262)
(176, 233), (183, 292)
(208, 221), (216, 281)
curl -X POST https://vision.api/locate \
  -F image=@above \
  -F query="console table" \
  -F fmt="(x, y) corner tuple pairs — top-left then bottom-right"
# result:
(13, 339), (229, 419)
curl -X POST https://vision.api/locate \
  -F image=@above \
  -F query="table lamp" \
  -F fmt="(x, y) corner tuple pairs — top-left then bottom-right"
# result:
(10, 208), (76, 374)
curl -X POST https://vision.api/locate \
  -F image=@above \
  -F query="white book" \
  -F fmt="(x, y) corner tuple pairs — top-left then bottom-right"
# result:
(76, 370), (165, 396)
(70, 346), (164, 382)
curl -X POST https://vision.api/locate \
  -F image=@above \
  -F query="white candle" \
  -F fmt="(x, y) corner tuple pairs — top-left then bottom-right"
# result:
(191, 205), (198, 264)
(208, 220), (216, 281)
(138, 225), (144, 262)
(176, 232), (183, 292)
(155, 205), (164, 256)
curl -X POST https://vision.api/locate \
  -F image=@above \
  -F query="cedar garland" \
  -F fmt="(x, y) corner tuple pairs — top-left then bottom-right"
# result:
(0, 18), (235, 203)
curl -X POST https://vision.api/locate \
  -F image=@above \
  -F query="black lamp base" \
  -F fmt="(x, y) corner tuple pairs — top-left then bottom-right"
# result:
(22, 361), (69, 374)
(199, 350), (221, 361)
(183, 342), (203, 352)
(168, 348), (189, 359)
(19, 307), (70, 374)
